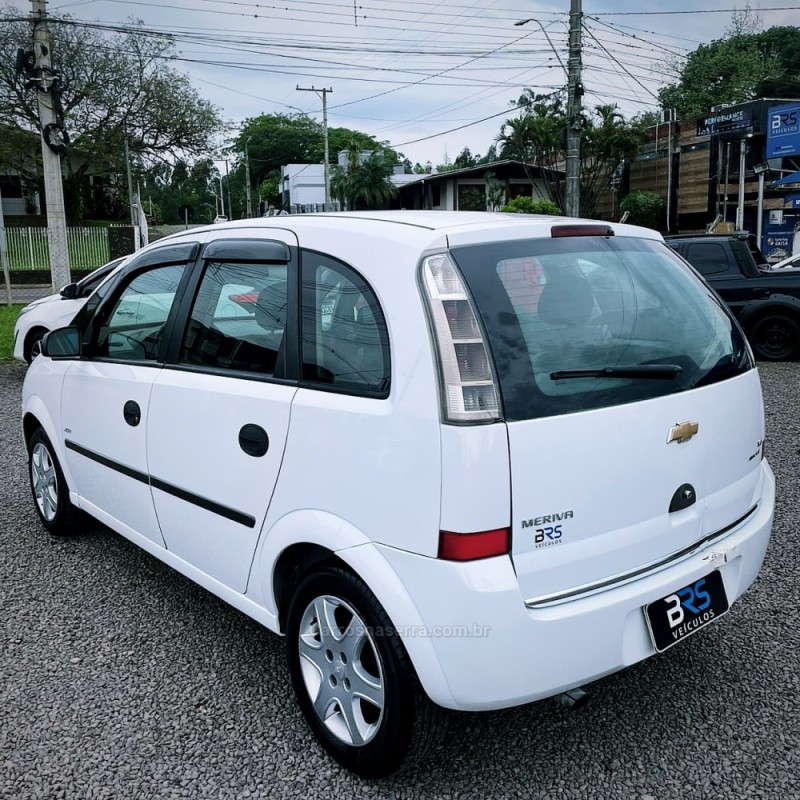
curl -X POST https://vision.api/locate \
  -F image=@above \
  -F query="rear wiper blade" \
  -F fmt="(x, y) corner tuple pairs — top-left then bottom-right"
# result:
(550, 365), (683, 381)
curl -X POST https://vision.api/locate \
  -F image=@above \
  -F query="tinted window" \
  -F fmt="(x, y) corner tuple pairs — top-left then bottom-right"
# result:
(77, 259), (123, 297)
(684, 242), (732, 275)
(301, 252), (390, 395)
(180, 261), (288, 377)
(95, 264), (184, 361)
(451, 237), (750, 422)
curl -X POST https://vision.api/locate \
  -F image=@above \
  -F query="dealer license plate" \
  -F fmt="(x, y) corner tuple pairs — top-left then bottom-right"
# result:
(645, 570), (729, 653)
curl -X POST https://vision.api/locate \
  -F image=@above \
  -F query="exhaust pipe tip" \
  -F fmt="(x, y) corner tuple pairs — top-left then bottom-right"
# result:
(555, 686), (591, 710)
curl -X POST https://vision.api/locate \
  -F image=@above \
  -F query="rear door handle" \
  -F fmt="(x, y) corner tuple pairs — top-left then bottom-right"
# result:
(123, 400), (141, 427)
(239, 424), (269, 457)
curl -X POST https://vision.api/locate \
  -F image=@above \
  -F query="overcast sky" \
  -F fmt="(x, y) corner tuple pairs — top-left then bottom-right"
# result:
(47, 0), (799, 165)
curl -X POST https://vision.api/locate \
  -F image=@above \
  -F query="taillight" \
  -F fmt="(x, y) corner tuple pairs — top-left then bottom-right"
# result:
(761, 438), (766, 460)
(421, 253), (500, 423)
(438, 528), (510, 561)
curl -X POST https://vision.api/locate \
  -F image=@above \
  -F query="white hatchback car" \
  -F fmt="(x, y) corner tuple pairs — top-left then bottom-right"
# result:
(13, 258), (125, 363)
(22, 212), (774, 777)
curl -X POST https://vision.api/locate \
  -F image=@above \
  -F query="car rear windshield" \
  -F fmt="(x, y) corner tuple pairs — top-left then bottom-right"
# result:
(449, 236), (751, 422)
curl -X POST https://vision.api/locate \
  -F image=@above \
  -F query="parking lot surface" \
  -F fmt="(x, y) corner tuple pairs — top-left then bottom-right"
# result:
(1, 361), (798, 799)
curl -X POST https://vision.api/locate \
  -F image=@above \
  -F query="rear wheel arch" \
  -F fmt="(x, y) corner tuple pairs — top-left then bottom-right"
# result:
(272, 542), (341, 632)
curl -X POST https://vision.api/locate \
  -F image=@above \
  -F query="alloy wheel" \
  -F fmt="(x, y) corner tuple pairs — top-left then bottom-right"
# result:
(297, 594), (385, 746)
(31, 442), (58, 522)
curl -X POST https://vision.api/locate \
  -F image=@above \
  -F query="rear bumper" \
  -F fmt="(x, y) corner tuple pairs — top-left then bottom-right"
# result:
(376, 461), (775, 711)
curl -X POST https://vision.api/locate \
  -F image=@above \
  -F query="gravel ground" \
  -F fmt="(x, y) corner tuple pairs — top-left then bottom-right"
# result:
(1, 361), (798, 799)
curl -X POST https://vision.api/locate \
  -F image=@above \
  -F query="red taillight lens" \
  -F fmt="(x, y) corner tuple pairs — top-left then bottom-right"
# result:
(438, 528), (510, 561)
(551, 224), (615, 238)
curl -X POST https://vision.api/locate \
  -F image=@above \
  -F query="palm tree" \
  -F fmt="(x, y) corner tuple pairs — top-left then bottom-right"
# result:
(330, 142), (398, 210)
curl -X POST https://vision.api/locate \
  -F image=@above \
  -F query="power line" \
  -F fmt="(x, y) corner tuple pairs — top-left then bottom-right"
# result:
(590, 5), (796, 14)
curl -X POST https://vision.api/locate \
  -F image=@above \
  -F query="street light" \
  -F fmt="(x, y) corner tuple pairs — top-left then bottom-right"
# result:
(515, 12), (582, 217)
(514, 19), (568, 77)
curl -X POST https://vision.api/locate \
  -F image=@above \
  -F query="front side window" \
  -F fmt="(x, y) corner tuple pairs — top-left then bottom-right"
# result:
(94, 264), (184, 361)
(450, 236), (751, 421)
(301, 252), (390, 395)
(180, 261), (288, 377)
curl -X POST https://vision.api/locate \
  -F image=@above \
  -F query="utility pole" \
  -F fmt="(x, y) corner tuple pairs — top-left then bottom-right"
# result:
(565, 0), (583, 218)
(123, 124), (139, 250)
(31, 0), (70, 289)
(224, 159), (231, 218)
(297, 86), (333, 208)
(0, 185), (12, 305)
(245, 136), (253, 218)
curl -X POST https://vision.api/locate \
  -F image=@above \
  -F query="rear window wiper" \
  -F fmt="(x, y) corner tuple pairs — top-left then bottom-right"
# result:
(550, 365), (683, 380)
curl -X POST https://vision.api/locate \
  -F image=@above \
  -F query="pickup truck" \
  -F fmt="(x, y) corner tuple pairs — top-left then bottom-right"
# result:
(666, 232), (800, 360)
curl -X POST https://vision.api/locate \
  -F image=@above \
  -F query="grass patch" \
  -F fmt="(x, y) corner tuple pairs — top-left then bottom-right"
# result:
(0, 304), (23, 361)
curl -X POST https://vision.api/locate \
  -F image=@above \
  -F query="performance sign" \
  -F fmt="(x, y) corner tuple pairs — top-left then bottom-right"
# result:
(697, 108), (752, 137)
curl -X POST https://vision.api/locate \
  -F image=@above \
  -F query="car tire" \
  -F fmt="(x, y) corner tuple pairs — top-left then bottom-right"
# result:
(749, 314), (799, 361)
(286, 565), (441, 778)
(28, 428), (80, 535)
(24, 327), (47, 364)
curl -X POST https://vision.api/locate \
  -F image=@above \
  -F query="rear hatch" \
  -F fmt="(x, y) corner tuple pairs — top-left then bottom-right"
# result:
(450, 230), (764, 603)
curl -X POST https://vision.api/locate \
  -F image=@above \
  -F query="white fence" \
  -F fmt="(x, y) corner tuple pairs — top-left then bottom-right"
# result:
(6, 227), (111, 270)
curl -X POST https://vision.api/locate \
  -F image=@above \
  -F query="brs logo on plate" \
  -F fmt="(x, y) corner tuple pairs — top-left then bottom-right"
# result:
(645, 570), (729, 653)
(663, 578), (713, 629)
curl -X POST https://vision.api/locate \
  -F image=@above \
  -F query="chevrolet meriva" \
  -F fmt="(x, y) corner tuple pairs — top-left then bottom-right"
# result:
(22, 212), (774, 776)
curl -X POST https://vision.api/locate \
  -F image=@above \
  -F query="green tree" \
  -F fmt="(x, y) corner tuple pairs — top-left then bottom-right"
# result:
(229, 114), (403, 214)
(0, 7), (223, 221)
(453, 147), (479, 169)
(658, 27), (800, 118)
(497, 92), (644, 218)
(484, 171), (505, 212)
(619, 191), (664, 230)
(139, 158), (221, 224)
(330, 142), (397, 210)
(479, 144), (499, 164)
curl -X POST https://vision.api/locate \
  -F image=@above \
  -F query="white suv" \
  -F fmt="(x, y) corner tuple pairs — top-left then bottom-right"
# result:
(22, 212), (774, 777)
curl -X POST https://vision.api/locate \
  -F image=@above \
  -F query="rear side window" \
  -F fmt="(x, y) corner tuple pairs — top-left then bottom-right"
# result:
(179, 261), (288, 377)
(301, 251), (390, 396)
(684, 242), (732, 276)
(450, 237), (751, 421)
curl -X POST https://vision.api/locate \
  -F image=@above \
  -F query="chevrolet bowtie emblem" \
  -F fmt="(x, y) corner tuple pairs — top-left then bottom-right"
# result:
(667, 421), (699, 444)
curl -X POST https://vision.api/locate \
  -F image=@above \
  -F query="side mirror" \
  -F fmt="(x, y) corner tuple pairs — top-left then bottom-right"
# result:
(60, 283), (78, 299)
(41, 326), (81, 360)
